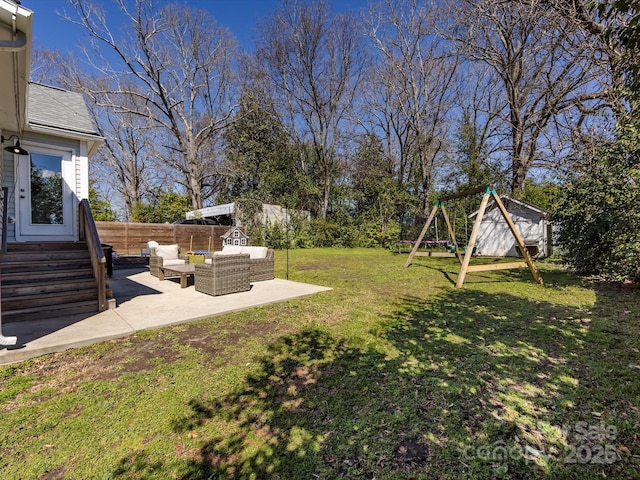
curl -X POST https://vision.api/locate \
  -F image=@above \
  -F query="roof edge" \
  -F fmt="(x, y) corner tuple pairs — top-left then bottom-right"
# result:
(468, 195), (547, 218)
(26, 121), (104, 140)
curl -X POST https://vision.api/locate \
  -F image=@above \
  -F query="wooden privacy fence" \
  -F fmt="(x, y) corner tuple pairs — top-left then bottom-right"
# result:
(96, 222), (241, 256)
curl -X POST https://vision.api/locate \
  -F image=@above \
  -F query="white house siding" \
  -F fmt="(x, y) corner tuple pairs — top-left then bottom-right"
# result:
(22, 132), (82, 158)
(2, 147), (16, 241)
(22, 133), (84, 202)
(78, 141), (89, 201)
(473, 202), (547, 258)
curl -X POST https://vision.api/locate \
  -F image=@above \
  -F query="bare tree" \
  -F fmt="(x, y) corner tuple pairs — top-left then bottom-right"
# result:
(445, 0), (610, 192)
(540, 0), (631, 116)
(90, 82), (159, 219)
(365, 0), (460, 214)
(31, 47), (72, 85)
(32, 47), (159, 219)
(65, 0), (239, 209)
(446, 64), (505, 191)
(355, 60), (414, 210)
(255, 0), (367, 219)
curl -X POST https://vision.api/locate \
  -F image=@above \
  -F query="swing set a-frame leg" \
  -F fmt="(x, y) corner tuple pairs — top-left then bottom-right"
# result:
(456, 192), (490, 287)
(455, 189), (544, 288)
(492, 193), (544, 285)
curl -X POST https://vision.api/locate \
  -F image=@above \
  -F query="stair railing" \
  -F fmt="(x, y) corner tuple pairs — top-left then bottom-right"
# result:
(79, 199), (107, 312)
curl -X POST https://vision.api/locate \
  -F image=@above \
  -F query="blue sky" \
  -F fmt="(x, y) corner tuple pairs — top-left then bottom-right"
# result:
(23, 0), (369, 53)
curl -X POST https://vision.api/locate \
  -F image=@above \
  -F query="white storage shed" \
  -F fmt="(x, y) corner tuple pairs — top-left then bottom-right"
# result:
(470, 196), (550, 258)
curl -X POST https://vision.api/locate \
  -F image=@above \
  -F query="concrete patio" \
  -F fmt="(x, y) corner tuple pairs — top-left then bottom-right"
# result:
(0, 266), (332, 365)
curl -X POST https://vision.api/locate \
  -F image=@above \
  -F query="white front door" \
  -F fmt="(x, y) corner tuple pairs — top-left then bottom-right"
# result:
(16, 144), (75, 239)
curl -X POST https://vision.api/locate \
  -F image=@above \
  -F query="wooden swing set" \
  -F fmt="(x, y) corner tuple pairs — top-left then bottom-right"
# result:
(404, 185), (544, 288)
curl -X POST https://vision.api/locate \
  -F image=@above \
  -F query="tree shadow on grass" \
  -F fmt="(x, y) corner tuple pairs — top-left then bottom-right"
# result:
(111, 285), (639, 479)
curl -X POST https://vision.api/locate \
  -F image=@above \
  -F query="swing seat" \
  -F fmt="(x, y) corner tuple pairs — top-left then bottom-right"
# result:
(444, 243), (476, 255)
(463, 245), (477, 255)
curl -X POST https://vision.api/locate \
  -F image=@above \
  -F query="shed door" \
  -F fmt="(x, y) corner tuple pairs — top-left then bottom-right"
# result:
(16, 146), (75, 238)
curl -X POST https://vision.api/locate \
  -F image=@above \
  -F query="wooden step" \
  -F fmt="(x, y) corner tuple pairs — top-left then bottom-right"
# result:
(0, 250), (92, 263)
(2, 288), (98, 311)
(0, 258), (93, 274)
(1, 300), (98, 323)
(4, 241), (89, 252)
(0, 241), (104, 323)
(0, 267), (94, 284)
(1, 278), (97, 297)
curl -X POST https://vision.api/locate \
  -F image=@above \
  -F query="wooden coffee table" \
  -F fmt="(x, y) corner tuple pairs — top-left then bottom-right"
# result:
(158, 264), (196, 288)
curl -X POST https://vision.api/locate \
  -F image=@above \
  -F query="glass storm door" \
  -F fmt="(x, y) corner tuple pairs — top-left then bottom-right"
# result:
(17, 147), (74, 237)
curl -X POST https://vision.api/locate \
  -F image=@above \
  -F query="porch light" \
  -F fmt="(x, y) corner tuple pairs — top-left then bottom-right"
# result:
(1, 135), (29, 156)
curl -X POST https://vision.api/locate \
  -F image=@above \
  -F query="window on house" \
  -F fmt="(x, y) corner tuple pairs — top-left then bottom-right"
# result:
(30, 152), (64, 225)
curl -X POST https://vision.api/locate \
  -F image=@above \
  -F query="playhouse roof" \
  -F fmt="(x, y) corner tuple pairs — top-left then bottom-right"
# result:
(221, 226), (248, 239)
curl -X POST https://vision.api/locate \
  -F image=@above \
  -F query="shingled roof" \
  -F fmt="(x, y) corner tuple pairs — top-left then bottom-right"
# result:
(27, 82), (100, 137)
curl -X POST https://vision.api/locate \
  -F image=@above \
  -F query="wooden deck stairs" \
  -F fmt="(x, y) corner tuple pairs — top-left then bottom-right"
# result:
(0, 242), (110, 323)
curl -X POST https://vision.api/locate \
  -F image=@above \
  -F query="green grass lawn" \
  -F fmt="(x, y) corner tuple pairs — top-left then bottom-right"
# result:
(1, 248), (639, 479)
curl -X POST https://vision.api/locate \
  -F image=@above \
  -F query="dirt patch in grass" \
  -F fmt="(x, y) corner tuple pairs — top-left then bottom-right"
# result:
(39, 466), (66, 480)
(186, 318), (299, 362)
(296, 263), (333, 270)
(173, 438), (204, 463)
(92, 320), (284, 379)
(395, 438), (431, 468)
(91, 337), (184, 380)
(1, 316), (299, 413)
(21, 333), (184, 384)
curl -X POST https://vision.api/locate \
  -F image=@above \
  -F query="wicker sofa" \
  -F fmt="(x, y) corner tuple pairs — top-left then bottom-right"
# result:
(149, 244), (189, 278)
(206, 245), (274, 282)
(195, 253), (251, 296)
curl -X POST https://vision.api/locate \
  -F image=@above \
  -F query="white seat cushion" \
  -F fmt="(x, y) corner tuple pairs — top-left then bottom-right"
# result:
(216, 245), (268, 259)
(219, 245), (243, 255)
(162, 258), (187, 266)
(156, 244), (180, 260)
(243, 246), (268, 259)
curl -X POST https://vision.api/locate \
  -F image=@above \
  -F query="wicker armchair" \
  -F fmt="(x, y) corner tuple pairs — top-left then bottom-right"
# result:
(205, 247), (275, 282)
(250, 249), (274, 282)
(195, 253), (251, 296)
(149, 244), (189, 278)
